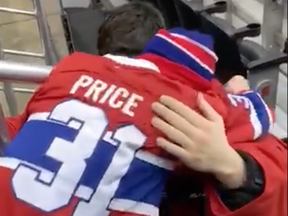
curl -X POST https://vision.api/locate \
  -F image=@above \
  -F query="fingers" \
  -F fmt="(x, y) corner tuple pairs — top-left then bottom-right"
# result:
(151, 102), (199, 137)
(151, 117), (193, 149)
(226, 75), (250, 93)
(156, 137), (191, 163)
(158, 95), (210, 128)
(197, 94), (222, 123)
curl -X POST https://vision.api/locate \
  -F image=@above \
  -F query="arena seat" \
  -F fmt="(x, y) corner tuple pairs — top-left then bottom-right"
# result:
(130, 0), (179, 28)
(61, 6), (106, 54)
(155, 0), (180, 28)
(129, 0), (158, 6)
(173, 1), (229, 32)
(172, 1), (248, 83)
(200, 14), (248, 83)
(171, 1), (255, 82)
(241, 40), (287, 108)
(199, 16), (287, 108)
(173, 0), (202, 30)
(200, 15), (288, 109)
(169, 1), (288, 112)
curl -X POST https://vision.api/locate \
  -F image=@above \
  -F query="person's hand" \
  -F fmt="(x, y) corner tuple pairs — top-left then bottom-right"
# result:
(225, 75), (250, 94)
(151, 94), (246, 188)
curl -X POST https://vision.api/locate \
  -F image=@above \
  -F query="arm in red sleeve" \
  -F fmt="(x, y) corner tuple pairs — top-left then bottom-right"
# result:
(4, 78), (51, 140)
(4, 88), (44, 140)
(5, 114), (27, 140)
(4, 53), (83, 140)
(206, 134), (287, 216)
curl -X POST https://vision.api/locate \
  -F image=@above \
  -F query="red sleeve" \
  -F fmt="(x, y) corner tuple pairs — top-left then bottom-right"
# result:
(206, 135), (287, 216)
(3, 52), (94, 140)
(5, 114), (27, 140)
(4, 72), (56, 140)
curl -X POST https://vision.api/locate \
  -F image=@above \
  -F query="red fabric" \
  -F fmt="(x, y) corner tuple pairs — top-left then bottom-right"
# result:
(163, 135), (287, 216)
(237, 90), (275, 124)
(139, 54), (287, 216)
(1, 52), (223, 216)
(139, 54), (265, 143)
(3, 53), (287, 216)
(205, 135), (287, 216)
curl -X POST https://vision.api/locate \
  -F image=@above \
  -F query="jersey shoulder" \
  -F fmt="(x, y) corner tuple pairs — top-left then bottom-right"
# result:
(28, 54), (197, 115)
(51, 53), (192, 97)
(50, 52), (105, 76)
(26, 53), (109, 109)
(102, 55), (196, 101)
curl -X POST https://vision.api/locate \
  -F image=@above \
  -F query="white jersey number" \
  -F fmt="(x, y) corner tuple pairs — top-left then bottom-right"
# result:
(11, 100), (146, 216)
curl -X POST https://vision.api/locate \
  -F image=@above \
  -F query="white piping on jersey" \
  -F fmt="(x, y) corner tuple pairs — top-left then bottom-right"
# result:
(0, 111), (173, 216)
(227, 94), (262, 139)
(0, 157), (159, 216)
(103, 54), (160, 73)
(109, 199), (158, 216)
(103, 131), (174, 170)
(240, 91), (275, 131)
(27, 112), (174, 170)
(135, 150), (174, 170)
(254, 92), (275, 131)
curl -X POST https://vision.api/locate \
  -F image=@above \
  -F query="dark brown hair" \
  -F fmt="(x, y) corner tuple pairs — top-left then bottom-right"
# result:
(97, 2), (165, 56)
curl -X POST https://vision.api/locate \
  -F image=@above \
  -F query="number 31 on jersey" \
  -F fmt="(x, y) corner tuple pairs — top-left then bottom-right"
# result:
(4, 100), (163, 216)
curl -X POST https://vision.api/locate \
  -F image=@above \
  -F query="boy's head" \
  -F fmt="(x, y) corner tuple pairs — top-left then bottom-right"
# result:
(97, 2), (166, 56)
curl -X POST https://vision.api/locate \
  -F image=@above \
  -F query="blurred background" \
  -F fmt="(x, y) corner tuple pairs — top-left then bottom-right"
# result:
(0, 0), (68, 113)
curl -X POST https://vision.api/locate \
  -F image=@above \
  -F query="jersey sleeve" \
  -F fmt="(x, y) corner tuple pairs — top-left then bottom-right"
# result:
(3, 77), (52, 140)
(5, 114), (26, 140)
(206, 135), (287, 216)
(2, 55), (75, 140)
(48, 52), (92, 77)
(3, 53), (83, 140)
(237, 91), (275, 138)
(226, 90), (275, 142)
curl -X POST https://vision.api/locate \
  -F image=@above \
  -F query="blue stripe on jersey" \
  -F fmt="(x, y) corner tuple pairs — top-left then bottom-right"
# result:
(4, 121), (66, 173)
(114, 157), (170, 207)
(241, 91), (271, 136)
(4, 120), (170, 207)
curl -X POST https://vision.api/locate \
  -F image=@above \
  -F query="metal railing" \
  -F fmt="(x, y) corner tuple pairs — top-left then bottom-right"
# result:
(0, 60), (51, 83)
(0, 0), (58, 65)
(0, 0), (287, 140)
(0, 0), (59, 116)
(1, 0), (287, 116)
(0, 60), (51, 147)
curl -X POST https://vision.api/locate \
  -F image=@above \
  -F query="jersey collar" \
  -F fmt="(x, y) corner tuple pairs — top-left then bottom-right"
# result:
(103, 54), (160, 73)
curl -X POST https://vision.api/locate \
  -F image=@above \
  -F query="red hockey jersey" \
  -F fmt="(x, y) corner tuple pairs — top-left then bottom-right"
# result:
(139, 53), (274, 144)
(2, 53), (286, 216)
(0, 52), (228, 216)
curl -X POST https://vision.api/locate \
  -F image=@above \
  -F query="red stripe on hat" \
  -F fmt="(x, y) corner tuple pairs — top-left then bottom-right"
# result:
(157, 29), (216, 74)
